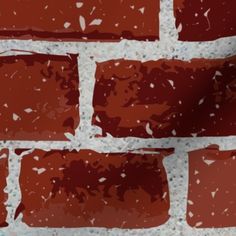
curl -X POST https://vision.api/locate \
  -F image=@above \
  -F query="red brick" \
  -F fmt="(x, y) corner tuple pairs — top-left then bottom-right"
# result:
(93, 56), (236, 138)
(0, 1), (159, 41)
(187, 145), (236, 228)
(0, 149), (8, 227)
(174, 0), (236, 41)
(0, 53), (79, 140)
(15, 148), (173, 228)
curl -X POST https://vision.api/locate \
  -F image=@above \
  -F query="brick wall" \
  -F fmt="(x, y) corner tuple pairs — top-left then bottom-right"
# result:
(0, 0), (236, 235)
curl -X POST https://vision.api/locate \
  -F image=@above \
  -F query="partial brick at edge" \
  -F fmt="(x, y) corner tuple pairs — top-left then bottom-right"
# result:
(15, 148), (173, 228)
(93, 56), (236, 138)
(0, 53), (80, 140)
(187, 145), (236, 228)
(174, 0), (236, 41)
(0, 1), (159, 41)
(0, 149), (8, 227)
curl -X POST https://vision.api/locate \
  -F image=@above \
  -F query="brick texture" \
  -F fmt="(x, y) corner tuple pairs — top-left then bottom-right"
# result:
(93, 57), (236, 138)
(174, 0), (236, 41)
(0, 0), (235, 232)
(0, 149), (8, 227)
(187, 145), (236, 228)
(15, 148), (173, 228)
(0, 53), (79, 140)
(0, 0), (159, 41)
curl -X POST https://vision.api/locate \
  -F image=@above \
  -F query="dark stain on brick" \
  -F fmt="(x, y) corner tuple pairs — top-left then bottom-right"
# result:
(50, 152), (166, 203)
(63, 117), (75, 130)
(15, 149), (30, 155)
(174, 0), (236, 41)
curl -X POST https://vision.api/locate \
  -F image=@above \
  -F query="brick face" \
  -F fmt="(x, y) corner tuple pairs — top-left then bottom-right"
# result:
(0, 0), (159, 41)
(0, 149), (8, 227)
(15, 148), (173, 228)
(174, 0), (236, 41)
(187, 145), (236, 228)
(0, 53), (80, 141)
(93, 57), (236, 138)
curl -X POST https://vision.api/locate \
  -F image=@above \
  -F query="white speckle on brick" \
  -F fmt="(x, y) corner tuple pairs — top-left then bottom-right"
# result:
(98, 177), (106, 183)
(79, 15), (86, 31)
(198, 98), (205, 105)
(188, 211), (194, 218)
(120, 173), (126, 178)
(24, 108), (33, 113)
(64, 22), (71, 29)
(76, 2), (83, 8)
(150, 83), (155, 88)
(89, 19), (102, 26)
(139, 7), (145, 14)
(202, 156), (216, 165)
(13, 113), (20, 121)
(145, 123), (153, 136)
(172, 129), (177, 136)
(32, 167), (46, 175)
(195, 221), (203, 227)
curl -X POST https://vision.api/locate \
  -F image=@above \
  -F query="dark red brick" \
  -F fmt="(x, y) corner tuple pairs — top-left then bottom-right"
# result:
(0, 1), (159, 41)
(93, 57), (236, 138)
(0, 53), (79, 140)
(187, 145), (236, 228)
(15, 148), (173, 228)
(0, 149), (8, 227)
(174, 0), (236, 41)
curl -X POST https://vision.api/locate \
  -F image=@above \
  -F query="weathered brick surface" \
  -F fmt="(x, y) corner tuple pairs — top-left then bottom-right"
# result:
(0, 0), (234, 233)
(15, 148), (173, 228)
(0, 149), (8, 227)
(187, 145), (236, 228)
(93, 57), (236, 138)
(0, 0), (159, 41)
(174, 0), (236, 41)
(0, 53), (79, 140)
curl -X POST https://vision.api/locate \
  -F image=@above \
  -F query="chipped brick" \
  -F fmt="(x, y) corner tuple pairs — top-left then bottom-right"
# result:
(93, 57), (236, 138)
(0, 53), (79, 140)
(187, 145), (236, 228)
(174, 0), (236, 41)
(16, 148), (173, 228)
(0, 1), (159, 41)
(0, 149), (8, 227)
